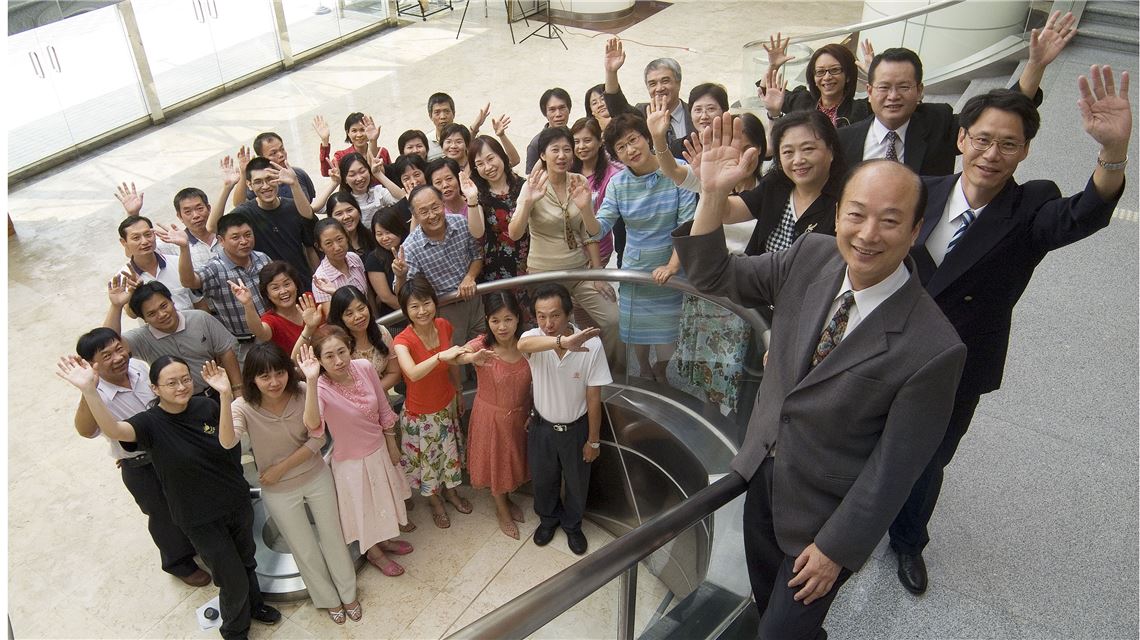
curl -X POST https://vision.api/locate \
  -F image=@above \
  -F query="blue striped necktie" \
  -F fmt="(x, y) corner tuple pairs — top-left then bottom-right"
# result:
(946, 208), (976, 254)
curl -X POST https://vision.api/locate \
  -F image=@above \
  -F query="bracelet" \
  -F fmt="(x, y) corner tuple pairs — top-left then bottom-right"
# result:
(1097, 156), (1128, 171)
(654, 148), (671, 156)
(382, 428), (397, 436)
(588, 441), (600, 449)
(299, 334), (312, 342)
(555, 334), (563, 350)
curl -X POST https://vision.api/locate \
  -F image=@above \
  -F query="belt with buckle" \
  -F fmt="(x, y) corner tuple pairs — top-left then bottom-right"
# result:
(534, 412), (586, 432)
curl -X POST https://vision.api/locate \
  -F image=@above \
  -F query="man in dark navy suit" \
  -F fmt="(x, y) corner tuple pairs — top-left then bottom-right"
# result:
(890, 65), (1132, 595)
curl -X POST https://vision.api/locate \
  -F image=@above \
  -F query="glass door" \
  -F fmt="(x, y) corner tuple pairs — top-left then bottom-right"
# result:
(281, 0), (389, 57)
(133, 0), (226, 107)
(207, 0), (281, 82)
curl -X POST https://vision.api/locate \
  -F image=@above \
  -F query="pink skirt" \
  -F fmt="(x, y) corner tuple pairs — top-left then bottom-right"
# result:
(331, 446), (411, 550)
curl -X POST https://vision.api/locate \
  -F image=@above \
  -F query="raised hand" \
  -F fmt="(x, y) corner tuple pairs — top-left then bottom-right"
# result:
(458, 168), (479, 204)
(236, 145), (252, 173)
(299, 293), (324, 330)
(107, 272), (138, 308)
(312, 276), (337, 296)
(363, 115), (381, 142)
(221, 155), (240, 187)
(1078, 65), (1132, 152)
(525, 165), (549, 202)
(760, 67), (786, 116)
(227, 279), (254, 306)
(392, 247), (408, 279)
(682, 131), (704, 180)
(370, 153), (386, 175)
(472, 102), (491, 134)
(295, 343), (321, 380)
(697, 115), (760, 197)
(154, 222), (190, 247)
(562, 327), (602, 352)
(1029, 11), (1077, 69)
(467, 348), (499, 366)
(201, 360), (230, 395)
(312, 115), (331, 144)
(646, 94), (672, 141)
(856, 39), (875, 76)
(56, 355), (99, 392)
(763, 32), (796, 70)
(568, 173), (592, 211)
(114, 182), (144, 217)
(492, 114), (511, 137)
(328, 164), (342, 186)
(604, 37), (626, 74)
(271, 161), (297, 186)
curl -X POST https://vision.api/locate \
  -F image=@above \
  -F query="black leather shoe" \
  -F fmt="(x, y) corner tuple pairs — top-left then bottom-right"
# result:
(897, 552), (928, 595)
(533, 524), (557, 547)
(251, 604), (282, 625)
(566, 529), (588, 556)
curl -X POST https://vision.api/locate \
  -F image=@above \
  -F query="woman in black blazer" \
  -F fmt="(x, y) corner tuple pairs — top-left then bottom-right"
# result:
(759, 41), (870, 128)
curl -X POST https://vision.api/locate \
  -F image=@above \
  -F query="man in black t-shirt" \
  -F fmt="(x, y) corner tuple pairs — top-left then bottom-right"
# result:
(213, 155), (318, 286)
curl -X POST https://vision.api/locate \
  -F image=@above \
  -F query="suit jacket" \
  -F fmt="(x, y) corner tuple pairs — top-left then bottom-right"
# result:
(737, 174), (842, 256)
(913, 174), (1120, 397)
(779, 86), (871, 128)
(604, 88), (694, 159)
(674, 227), (966, 571)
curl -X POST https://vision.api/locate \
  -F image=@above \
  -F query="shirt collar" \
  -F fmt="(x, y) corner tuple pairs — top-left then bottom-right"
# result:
(840, 261), (910, 317)
(129, 252), (166, 275)
(147, 311), (187, 339)
(670, 101), (686, 127)
(871, 117), (911, 145)
(96, 359), (144, 397)
(948, 175), (989, 219)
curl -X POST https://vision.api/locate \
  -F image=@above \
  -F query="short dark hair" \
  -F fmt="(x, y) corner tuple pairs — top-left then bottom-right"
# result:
(645, 58), (682, 85)
(603, 113), (651, 160)
(118, 216), (153, 240)
(389, 153), (429, 184)
(311, 324), (354, 366)
(842, 159), (928, 228)
(584, 84), (606, 119)
(540, 87), (572, 115)
(408, 184), (443, 209)
(148, 355), (189, 386)
(959, 89), (1041, 141)
(426, 157), (461, 184)
(867, 47), (923, 86)
(768, 110), (846, 191)
(440, 122), (471, 146)
(252, 132), (283, 156)
(687, 83), (729, 112)
(481, 291), (525, 348)
(76, 327), (122, 363)
(343, 112), (366, 144)
(241, 342), (300, 407)
(245, 156), (274, 181)
(532, 283), (573, 315)
(216, 212), (254, 238)
(398, 275), (439, 317)
(329, 285), (389, 357)
(805, 44), (858, 102)
(129, 281), (173, 318)
(428, 92), (455, 115)
(173, 187), (209, 213)
(398, 129), (430, 155)
(258, 260), (304, 311)
(535, 126), (574, 163)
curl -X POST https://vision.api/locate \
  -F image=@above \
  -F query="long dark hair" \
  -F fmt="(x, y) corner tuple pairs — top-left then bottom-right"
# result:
(337, 152), (376, 193)
(326, 191), (378, 254)
(258, 260), (304, 312)
(481, 291), (524, 348)
(241, 342), (300, 407)
(468, 135), (523, 195)
(368, 205), (411, 268)
(570, 117), (611, 191)
(328, 285), (389, 357)
(767, 110), (847, 193)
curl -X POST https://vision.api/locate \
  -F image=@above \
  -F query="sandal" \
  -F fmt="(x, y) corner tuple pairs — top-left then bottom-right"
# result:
(399, 521), (418, 533)
(345, 601), (362, 622)
(448, 494), (473, 514)
(328, 607), (346, 625)
(498, 517), (520, 540)
(367, 553), (405, 577)
(380, 540), (414, 555)
(431, 510), (451, 529)
(508, 501), (525, 523)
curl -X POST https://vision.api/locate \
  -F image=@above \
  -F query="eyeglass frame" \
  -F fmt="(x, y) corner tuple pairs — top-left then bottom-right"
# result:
(963, 129), (1027, 156)
(157, 377), (195, 390)
(870, 82), (918, 96)
(813, 66), (845, 79)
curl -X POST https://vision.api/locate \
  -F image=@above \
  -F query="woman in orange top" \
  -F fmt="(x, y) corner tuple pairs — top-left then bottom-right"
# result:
(390, 275), (472, 529)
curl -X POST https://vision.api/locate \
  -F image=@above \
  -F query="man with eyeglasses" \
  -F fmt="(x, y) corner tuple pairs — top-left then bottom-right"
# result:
(889, 66), (1131, 596)
(838, 12), (1075, 175)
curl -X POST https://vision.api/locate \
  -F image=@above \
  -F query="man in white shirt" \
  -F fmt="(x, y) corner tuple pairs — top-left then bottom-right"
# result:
(518, 284), (612, 555)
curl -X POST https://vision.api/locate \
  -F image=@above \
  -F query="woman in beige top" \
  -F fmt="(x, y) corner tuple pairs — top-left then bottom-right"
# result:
(509, 126), (621, 367)
(227, 342), (361, 625)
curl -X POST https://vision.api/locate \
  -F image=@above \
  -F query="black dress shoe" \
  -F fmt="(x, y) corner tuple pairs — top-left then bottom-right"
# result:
(533, 524), (557, 547)
(251, 604), (282, 625)
(565, 529), (588, 556)
(896, 552), (928, 595)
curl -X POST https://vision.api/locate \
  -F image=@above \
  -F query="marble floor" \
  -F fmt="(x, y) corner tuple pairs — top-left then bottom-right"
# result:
(6, 2), (863, 638)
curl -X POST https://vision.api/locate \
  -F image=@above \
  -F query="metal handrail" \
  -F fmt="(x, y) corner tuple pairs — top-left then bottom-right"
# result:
(446, 472), (748, 640)
(742, 0), (966, 49)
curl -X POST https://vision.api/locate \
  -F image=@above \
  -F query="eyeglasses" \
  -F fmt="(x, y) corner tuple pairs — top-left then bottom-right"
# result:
(159, 377), (194, 390)
(814, 66), (844, 78)
(871, 83), (916, 96)
(964, 130), (1026, 156)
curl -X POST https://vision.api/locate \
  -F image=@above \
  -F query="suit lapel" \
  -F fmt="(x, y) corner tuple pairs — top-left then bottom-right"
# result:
(911, 176), (957, 284)
(903, 114), (929, 172)
(842, 119), (871, 163)
(926, 180), (1019, 298)
(792, 264), (847, 385)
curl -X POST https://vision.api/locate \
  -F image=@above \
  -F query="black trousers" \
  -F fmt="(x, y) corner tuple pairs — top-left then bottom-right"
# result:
(743, 458), (852, 640)
(120, 460), (200, 577)
(888, 393), (981, 555)
(528, 413), (590, 533)
(182, 501), (264, 640)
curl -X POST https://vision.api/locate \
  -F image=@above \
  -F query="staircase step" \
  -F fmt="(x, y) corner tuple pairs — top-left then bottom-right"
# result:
(1073, 23), (1139, 54)
(1082, 1), (1139, 29)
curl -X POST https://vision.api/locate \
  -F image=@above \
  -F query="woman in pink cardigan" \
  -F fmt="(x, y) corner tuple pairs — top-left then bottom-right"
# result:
(311, 324), (414, 577)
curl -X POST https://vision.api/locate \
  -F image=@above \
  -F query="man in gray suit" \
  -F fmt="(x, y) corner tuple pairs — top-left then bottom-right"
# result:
(674, 117), (966, 637)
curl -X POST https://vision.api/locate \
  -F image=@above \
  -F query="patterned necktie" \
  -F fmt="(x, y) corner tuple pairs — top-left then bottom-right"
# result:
(884, 130), (900, 161)
(811, 291), (856, 368)
(946, 208), (976, 254)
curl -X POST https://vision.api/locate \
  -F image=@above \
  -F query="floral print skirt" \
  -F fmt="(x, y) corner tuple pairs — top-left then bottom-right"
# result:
(670, 295), (750, 416)
(399, 397), (463, 496)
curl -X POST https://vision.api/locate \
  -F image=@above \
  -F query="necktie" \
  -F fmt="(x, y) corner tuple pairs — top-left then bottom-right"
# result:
(946, 209), (976, 254)
(811, 291), (856, 368)
(884, 130), (899, 161)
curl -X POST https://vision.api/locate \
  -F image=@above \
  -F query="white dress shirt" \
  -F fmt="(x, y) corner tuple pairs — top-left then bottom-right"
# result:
(925, 176), (989, 267)
(863, 118), (911, 163)
(824, 261), (911, 339)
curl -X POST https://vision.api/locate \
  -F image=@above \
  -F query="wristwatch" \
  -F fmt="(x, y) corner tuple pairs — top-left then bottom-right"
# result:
(1097, 156), (1128, 171)
(588, 441), (600, 449)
